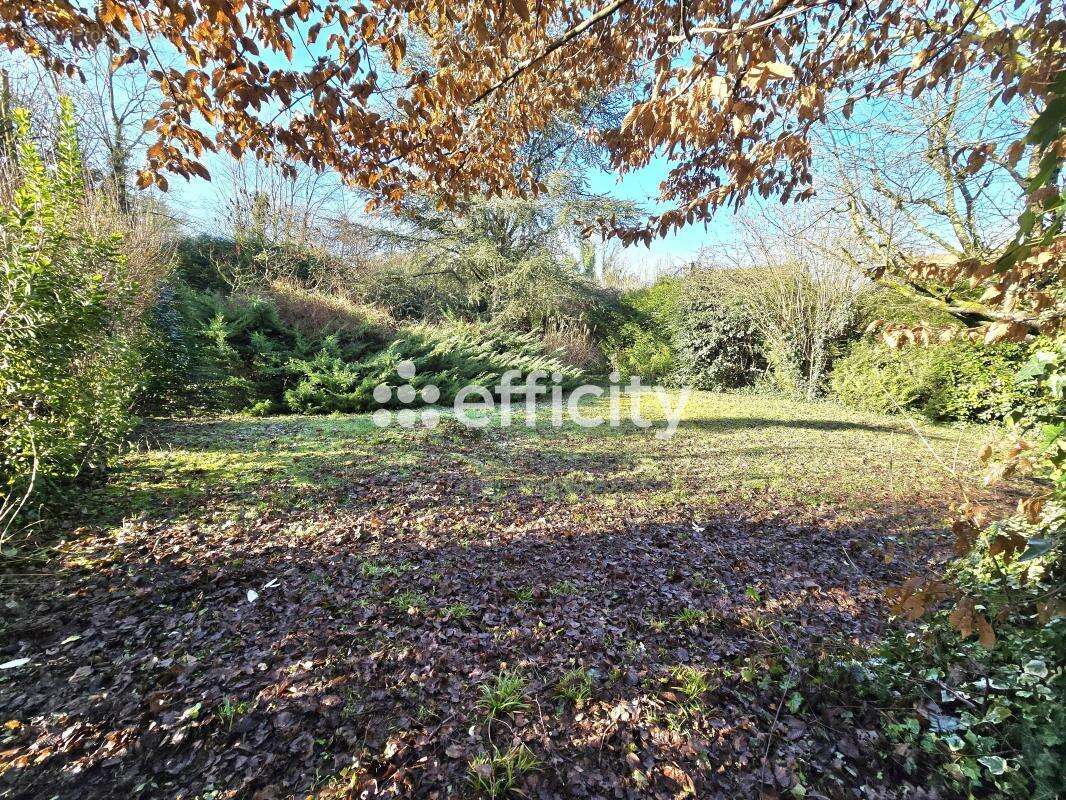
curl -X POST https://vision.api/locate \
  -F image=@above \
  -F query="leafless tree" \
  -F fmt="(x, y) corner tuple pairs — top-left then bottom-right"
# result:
(1, 47), (162, 212)
(820, 77), (1032, 325)
(67, 48), (161, 212)
(711, 206), (866, 399)
(219, 156), (344, 247)
(0, 58), (62, 167)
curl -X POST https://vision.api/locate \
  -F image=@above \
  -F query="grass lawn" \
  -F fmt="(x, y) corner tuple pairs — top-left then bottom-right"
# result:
(0, 391), (1008, 799)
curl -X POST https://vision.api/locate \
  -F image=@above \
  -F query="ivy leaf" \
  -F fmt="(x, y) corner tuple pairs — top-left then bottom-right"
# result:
(984, 704), (1012, 724)
(977, 755), (1008, 775)
(928, 713), (960, 733)
(181, 702), (203, 722)
(1023, 659), (1048, 678)
(944, 734), (965, 751)
(1019, 538), (1053, 561)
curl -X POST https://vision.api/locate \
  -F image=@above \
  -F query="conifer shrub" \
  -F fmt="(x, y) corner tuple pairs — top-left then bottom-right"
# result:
(155, 278), (586, 416)
(282, 325), (584, 413)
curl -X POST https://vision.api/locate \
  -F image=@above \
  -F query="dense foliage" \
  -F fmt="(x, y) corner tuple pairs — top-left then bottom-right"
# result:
(831, 337), (1037, 423)
(352, 186), (628, 331)
(600, 269), (1038, 409)
(603, 278), (680, 383)
(821, 602), (1063, 800)
(858, 342), (1065, 798)
(147, 278), (585, 417)
(673, 271), (766, 390)
(872, 337), (1065, 799)
(0, 101), (144, 505)
(284, 326), (585, 415)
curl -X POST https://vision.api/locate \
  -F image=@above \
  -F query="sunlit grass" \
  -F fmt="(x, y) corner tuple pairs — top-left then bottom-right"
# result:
(477, 670), (530, 718)
(74, 389), (993, 541)
(468, 744), (539, 798)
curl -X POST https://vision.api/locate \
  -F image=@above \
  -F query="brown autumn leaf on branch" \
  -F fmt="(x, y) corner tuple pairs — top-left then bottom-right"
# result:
(2, 0), (1062, 241)
(886, 577), (952, 621)
(947, 596), (996, 649)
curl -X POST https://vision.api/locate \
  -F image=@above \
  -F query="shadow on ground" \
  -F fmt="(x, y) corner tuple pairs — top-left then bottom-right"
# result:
(2, 493), (953, 798)
(1, 405), (1001, 799)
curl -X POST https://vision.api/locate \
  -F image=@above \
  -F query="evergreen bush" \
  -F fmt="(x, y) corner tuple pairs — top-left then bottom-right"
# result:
(155, 280), (586, 415)
(830, 337), (1036, 422)
(0, 100), (143, 498)
(674, 271), (766, 390)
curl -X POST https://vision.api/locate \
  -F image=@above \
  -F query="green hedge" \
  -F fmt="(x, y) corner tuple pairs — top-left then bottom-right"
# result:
(830, 337), (1035, 422)
(602, 271), (770, 390)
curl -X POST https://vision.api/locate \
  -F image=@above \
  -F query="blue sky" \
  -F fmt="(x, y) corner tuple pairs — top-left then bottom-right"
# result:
(586, 156), (737, 274)
(166, 147), (733, 280)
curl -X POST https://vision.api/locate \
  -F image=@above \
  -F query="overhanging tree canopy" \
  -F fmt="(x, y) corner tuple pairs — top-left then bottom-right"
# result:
(4, 0), (1063, 244)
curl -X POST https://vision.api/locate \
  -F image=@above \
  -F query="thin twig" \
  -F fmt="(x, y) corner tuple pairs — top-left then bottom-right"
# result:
(0, 433), (38, 553)
(667, 0), (831, 41)
(468, 0), (633, 107)
(763, 661), (797, 764)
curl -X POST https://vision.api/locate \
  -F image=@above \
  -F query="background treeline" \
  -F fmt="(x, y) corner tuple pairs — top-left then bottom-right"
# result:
(611, 270), (1045, 423)
(0, 90), (1048, 520)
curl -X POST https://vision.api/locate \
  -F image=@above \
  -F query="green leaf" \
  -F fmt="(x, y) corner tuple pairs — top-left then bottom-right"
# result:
(977, 755), (1007, 775)
(1023, 659), (1048, 678)
(929, 713), (959, 733)
(984, 704), (1012, 724)
(1019, 539), (1053, 562)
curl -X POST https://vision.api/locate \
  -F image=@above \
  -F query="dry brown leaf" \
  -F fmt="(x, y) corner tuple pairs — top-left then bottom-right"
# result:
(762, 61), (795, 79)
(661, 764), (696, 798)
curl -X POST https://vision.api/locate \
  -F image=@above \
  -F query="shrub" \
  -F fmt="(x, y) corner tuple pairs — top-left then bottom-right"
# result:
(855, 282), (967, 329)
(151, 275), (586, 416)
(136, 285), (196, 413)
(824, 490), (1065, 800)
(173, 234), (240, 292)
(674, 271), (766, 389)
(603, 277), (680, 382)
(356, 258), (467, 322)
(820, 606), (1063, 800)
(716, 264), (862, 398)
(282, 324), (585, 414)
(0, 100), (145, 500)
(157, 283), (383, 411)
(173, 233), (341, 294)
(830, 337), (1035, 422)
(541, 318), (605, 373)
(266, 278), (395, 338)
